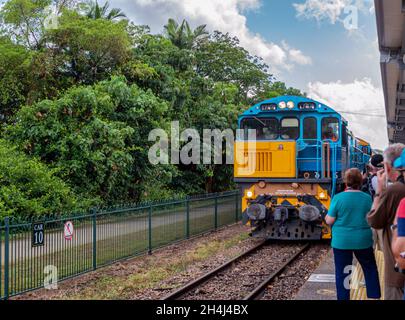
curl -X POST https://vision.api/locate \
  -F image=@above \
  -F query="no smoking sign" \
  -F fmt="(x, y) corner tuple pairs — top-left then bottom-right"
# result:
(64, 221), (74, 241)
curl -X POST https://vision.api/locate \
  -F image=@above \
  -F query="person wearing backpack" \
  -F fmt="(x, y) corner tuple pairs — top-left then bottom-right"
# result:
(362, 154), (384, 199)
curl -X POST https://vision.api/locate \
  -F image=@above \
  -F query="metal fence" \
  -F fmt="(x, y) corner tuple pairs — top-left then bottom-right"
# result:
(0, 190), (241, 299)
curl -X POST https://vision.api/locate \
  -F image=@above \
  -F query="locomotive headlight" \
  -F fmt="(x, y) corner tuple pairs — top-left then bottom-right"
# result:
(246, 190), (254, 199)
(278, 101), (287, 109)
(287, 101), (295, 109)
(318, 191), (328, 200)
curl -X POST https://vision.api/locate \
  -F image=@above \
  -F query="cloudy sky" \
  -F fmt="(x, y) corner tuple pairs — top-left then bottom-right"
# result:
(109, 0), (387, 149)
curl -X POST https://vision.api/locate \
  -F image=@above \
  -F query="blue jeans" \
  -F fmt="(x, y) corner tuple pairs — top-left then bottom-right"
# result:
(333, 247), (381, 300)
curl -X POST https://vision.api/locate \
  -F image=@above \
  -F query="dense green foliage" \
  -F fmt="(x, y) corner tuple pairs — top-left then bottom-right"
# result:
(8, 77), (170, 204)
(0, 139), (79, 220)
(0, 0), (305, 219)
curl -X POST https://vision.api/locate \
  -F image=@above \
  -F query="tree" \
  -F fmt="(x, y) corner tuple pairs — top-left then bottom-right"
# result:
(8, 77), (171, 203)
(83, 0), (126, 20)
(47, 10), (131, 84)
(164, 18), (208, 50)
(0, 0), (76, 49)
(0, 0), (50, 49)
(195, 31), (272, 104)
(258, 81), (306, 101)
(0, 37), (32, 123)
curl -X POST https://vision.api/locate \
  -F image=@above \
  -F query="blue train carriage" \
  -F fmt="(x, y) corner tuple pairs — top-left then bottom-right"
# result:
(234, 96), (371, 241)
(354, 137), (372, 172)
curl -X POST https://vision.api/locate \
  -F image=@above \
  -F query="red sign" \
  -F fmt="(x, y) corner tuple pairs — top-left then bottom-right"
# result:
(64, 221), (74, 241)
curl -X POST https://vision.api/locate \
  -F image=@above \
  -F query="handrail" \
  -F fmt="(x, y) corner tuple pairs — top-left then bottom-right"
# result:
(295, 139), (341, 196)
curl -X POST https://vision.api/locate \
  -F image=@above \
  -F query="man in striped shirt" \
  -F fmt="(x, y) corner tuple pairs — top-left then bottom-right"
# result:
(391, 149), (405, 300)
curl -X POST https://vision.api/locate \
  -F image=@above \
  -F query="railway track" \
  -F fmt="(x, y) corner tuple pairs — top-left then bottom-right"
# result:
(244, 243), (310, 300)
(161, 241), (310, 301)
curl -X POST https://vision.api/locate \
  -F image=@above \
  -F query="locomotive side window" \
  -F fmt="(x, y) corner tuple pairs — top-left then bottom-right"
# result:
(303, 117), (317, 140)
(280, 118), (299, 140)
(322, 117), (339, 142)
(241, 117), (279, 140)
(342, 124), (348, 147)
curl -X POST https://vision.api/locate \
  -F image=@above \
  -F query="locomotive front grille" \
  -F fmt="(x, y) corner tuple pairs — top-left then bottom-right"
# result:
(244, 151), (273, 172)
(234, 141), (296, 178)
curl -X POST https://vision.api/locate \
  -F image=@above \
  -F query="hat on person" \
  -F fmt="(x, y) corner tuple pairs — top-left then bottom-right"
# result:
(370, 154), (384, 168)
(394, 149), (405, 170)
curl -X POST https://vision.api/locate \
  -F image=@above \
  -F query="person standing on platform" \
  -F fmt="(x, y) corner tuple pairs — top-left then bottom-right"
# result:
(362, 154), (385, 251)
(391, 150), (405, 300)
(326, 168), (381, 300)
(368, 144), (405, 300)
(362, 154), (384, 200)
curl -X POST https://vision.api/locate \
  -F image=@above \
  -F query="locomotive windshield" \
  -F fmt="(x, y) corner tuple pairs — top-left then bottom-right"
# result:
(280, 118), (299, 140)
(303, 117), (317, 140)
(241, 117), (278, 140)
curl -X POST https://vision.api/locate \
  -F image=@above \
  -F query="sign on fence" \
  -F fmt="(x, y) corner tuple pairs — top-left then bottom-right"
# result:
(64, 221), (74, 241)
(32, 222), (45, 247)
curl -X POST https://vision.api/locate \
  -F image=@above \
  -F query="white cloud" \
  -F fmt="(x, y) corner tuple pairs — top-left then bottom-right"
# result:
(111, 0), (312, 74)
(307, 78), (388, 150)
(293, 0), (373, 25)
(282, 41), (313, 66)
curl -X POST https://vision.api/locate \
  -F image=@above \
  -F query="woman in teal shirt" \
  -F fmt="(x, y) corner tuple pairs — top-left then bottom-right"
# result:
(325, 168), (381, 300)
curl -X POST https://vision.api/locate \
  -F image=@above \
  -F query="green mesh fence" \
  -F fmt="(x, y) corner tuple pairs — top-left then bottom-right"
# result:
(0, 190), (241, 299)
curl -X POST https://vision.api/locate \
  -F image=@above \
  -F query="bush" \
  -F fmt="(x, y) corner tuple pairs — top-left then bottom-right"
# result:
(0, 139), (81, 220)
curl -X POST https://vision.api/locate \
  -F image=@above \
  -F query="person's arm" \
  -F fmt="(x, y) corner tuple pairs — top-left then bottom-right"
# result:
(370, 170), (387, 210)
(392, 202), (405, 269)
(392, 229), (405, 270)
(325, 197), (338, 226)
(367, 171), (390, 229)
(325, 215), (336, 225)
(371, 175), (378, 194)
(368, 193), (389, 229)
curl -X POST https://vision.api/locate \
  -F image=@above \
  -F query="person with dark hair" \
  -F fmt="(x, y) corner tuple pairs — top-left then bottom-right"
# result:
(362, 154), (385, 251)
(326, 168), (381, 300)
(362, 154), (384, 199)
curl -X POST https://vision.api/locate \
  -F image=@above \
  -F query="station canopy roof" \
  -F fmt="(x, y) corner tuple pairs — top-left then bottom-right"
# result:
(375, 0), (405, 144)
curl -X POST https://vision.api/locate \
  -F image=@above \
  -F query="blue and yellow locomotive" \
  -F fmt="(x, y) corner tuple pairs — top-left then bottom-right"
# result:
(234, 96), (372, 241)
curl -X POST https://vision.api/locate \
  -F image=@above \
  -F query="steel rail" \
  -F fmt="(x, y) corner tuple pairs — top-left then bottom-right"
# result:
(161, 240), (267, 300)
(243, 243), (311, 300)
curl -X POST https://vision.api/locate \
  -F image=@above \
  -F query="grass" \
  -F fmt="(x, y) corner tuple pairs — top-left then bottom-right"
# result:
(61, 231), (250, 300)
(1, 199), (238, 299)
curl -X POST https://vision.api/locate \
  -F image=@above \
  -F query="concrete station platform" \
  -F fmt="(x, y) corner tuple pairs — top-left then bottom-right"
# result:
(295, 249), (385, 300)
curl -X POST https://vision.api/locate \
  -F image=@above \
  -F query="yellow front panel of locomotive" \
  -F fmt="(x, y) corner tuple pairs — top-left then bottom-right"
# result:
(234, 141), (296, 178)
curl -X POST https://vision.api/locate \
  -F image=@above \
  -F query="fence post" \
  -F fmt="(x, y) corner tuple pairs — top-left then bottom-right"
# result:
(235, 191), (239, 223)
(92, 208), (97, 271)
(186, 197), (190, 239)
(214, 195), (218, 230)
(148, 204), (152, 255)
(4, 217), (9, 299)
